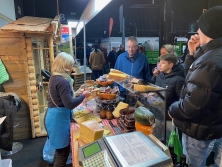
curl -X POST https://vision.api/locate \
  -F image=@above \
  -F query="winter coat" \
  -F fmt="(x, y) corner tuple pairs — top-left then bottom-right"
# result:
(169, 37), (222, 140)
(155, 65), (185, 119)
(107, 50), (116, 69)
(89, 51), (105, 70)
(151, 61), (185, 84)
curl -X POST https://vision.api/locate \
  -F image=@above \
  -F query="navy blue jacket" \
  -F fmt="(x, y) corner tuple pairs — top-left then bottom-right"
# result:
(114, 51), (151, 94)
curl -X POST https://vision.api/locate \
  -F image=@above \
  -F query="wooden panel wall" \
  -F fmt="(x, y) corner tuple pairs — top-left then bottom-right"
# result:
(0, 32), (32, 140)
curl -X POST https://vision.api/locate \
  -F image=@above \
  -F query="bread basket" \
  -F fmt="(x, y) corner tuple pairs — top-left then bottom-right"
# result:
(97, 91), (116, 100)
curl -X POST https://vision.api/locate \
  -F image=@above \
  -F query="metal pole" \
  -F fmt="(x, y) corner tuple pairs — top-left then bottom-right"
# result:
(83, 20), (86, 81)
(57, 0), (59, 16)
(75, 33), (77, 59)
(122, 17), (125, 46)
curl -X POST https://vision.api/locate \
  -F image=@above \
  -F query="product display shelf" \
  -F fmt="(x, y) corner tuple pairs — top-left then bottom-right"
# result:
(113, 78), (167, 144)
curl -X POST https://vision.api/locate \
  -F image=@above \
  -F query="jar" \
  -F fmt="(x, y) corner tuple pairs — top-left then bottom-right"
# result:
(106, 106), (113, 120)
(100, 106), (106, 119)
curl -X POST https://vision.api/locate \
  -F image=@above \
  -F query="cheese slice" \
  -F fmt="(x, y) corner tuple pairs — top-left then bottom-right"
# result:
(103, 129), (111, 135)
(113, 102), (129, 118)
(134, 84), (158, 92)
(80, 120), (104, 143)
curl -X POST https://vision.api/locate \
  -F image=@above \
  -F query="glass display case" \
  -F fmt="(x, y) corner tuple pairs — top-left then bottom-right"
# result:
(114, 78), (167, 144)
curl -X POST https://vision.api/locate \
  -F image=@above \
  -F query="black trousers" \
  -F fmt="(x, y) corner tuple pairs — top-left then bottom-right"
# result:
(54, 144), (70, 167)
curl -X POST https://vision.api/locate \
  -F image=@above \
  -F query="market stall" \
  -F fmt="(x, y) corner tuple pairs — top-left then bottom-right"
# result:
(69, 69), (169, 167)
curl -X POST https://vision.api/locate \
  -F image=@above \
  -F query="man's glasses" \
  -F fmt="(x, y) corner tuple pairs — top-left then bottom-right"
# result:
(127, 45), (138, 49)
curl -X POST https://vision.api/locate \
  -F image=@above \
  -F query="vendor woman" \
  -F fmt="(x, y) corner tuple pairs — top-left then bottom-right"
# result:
(45, 52), (91, 167)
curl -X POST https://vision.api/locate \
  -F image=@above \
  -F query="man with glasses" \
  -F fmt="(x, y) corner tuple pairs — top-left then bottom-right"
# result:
(114, 36), (151, 97)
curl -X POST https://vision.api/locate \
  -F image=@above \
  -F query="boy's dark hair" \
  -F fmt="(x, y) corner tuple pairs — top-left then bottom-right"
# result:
(159, 54), (177, 67)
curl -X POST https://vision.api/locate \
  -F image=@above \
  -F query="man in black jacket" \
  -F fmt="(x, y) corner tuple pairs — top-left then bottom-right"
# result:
(169, 6), (222, 167)
(107, 47), (116, 69)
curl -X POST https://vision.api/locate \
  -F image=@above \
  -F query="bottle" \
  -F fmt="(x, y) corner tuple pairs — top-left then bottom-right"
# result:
(180, 154), (188, 167)
(106, 106), (113, 120)
(100, 106), (106, 119)
(169, 145), (177, 165)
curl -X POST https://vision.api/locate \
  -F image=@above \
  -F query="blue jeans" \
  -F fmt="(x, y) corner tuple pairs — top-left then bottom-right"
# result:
(182, 133), (215, 167)
(211, 137), (222, 167)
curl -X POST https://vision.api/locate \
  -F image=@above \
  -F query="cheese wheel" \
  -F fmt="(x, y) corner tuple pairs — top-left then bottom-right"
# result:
(107, 72), (128, 80)
(80, 120), (104, 143)
(134, 84), (158, 92)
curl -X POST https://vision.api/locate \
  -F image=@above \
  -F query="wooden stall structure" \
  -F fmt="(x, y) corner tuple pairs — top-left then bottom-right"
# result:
(0, 16), (57, 140)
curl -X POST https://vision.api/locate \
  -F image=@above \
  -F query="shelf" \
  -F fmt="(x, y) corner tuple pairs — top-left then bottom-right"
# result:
(113, 76), (167, 144)
(113, 79), (167, 95)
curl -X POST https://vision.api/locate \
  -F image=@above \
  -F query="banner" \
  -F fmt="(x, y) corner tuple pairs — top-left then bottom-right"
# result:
(58, 26), (71, 54)
(109, 18), (113, 37)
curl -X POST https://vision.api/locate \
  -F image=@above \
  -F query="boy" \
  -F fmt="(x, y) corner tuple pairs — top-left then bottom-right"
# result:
(155, 54), (185, 115)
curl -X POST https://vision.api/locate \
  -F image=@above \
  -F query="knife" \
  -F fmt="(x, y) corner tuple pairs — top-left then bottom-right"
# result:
(109, 120), (122, 135)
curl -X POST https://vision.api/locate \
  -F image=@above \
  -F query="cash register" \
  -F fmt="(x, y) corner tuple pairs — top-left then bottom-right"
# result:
(79, 131), (173, 167)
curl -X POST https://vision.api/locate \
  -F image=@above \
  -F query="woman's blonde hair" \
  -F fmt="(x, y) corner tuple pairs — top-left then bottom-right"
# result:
(51, 52), (74, 74)
(161, 44), (174, 54)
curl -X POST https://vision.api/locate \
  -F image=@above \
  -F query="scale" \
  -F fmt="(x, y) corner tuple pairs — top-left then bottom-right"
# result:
(79, 131), (173, 167)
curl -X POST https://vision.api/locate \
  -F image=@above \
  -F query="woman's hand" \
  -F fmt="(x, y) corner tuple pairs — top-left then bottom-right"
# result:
(83, 90), (91, 98)
(153, 67), (160, 76)
(75, 89), (83, 96)
(188, 34), (200, 55)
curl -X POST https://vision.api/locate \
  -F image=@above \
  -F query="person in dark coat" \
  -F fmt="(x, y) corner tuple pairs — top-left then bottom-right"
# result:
(107, 47), (117, 69)
(155, 54), (185, 119)
(76, 45), (84, 65)
(151, 44), (184, 84)
(169, 6), (222, 167)
(116, 44), (125, 59)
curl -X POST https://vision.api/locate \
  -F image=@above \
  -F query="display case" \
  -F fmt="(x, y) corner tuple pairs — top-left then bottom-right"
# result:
(114, 78), (167, 144)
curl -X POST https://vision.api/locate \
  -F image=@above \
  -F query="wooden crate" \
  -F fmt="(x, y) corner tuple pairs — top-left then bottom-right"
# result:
(71, 73), (92, 91)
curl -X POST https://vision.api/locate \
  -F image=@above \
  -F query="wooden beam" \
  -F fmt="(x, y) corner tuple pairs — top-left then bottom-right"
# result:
(48, 35), (54, 71)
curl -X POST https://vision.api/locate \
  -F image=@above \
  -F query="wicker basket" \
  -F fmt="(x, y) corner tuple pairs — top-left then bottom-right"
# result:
(96, 79), (114, 87)
(97, 91), (116, 100)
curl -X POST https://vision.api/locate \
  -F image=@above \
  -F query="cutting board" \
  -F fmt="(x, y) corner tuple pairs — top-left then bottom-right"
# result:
(74, 112), (102, 124)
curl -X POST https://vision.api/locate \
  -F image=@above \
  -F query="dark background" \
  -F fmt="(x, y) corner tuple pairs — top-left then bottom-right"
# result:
(13, 0), (222, 46)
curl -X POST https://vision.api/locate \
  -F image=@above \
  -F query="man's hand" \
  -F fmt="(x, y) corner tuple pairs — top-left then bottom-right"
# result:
(153, 67), (160, 76)
(168, 112), (174, 120)
(188, 34), (200, 55)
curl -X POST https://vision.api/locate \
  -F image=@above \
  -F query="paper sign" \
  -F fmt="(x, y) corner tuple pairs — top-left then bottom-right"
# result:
(0, 116), (6, 124)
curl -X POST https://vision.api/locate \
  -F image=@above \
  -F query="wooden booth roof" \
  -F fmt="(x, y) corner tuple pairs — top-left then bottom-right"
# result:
(0, 16), (53, 34)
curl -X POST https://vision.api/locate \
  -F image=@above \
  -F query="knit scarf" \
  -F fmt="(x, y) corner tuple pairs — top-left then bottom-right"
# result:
(53, 72), (75, 98)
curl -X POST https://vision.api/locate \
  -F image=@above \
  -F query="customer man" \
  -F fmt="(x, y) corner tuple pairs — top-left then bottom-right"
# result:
(114, 36), (151, 96)
(107, 46), (117, 69)
(116, 44), (125, 59)
(169, 6), (222, 167)
(99, 43), (108, 73)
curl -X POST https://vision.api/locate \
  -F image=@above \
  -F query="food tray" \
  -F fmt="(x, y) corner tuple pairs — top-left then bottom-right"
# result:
(97, 91), (116, 100)
(96, 79), (114, 87)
